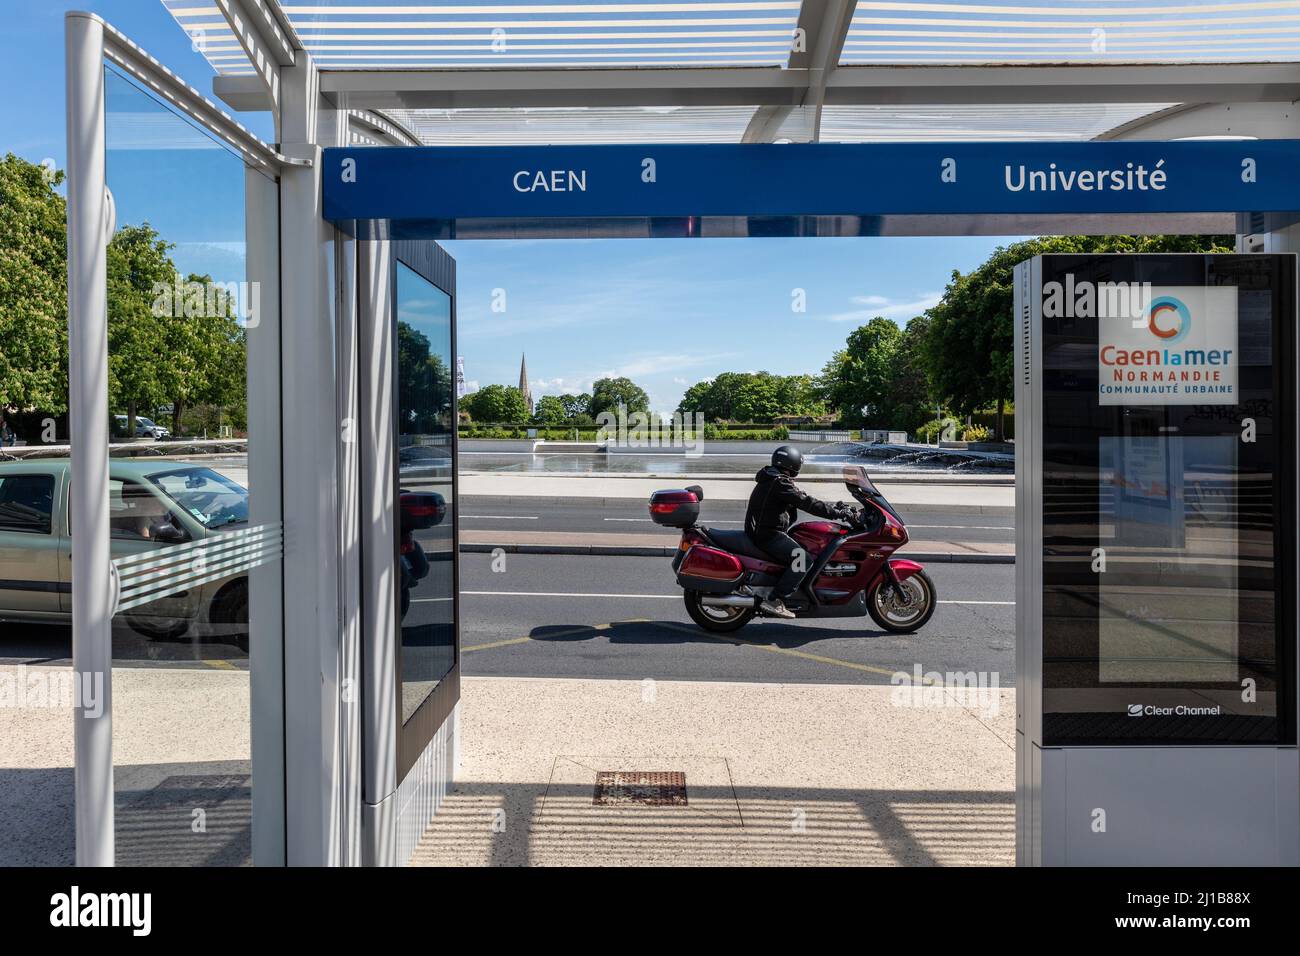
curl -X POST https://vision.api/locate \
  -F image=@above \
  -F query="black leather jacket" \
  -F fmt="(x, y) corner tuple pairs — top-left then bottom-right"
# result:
(744, 466), (840, 538)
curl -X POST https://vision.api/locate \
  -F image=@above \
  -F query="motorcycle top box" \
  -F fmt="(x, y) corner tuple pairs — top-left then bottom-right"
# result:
(648, 485), (704, 528)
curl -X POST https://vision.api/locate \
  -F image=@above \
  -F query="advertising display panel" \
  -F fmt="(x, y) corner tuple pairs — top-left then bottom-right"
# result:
(1015, 254), (1299, 865)
(1029, 254), (1295, 743)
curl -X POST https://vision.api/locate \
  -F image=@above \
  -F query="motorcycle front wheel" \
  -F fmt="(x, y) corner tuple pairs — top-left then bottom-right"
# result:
(866, 569), (937, 634)
(683, 589), (756, 634)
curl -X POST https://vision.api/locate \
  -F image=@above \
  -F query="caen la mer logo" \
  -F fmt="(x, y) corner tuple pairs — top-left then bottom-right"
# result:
(1094, 283), (1238, 406)
(1146, 294), (1190, 343)
(49, 886), (152, 936)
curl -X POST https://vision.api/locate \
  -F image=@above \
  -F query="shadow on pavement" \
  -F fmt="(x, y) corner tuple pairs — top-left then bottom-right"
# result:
(411, 780), (1014, 867)
(526, 619), (900, 651)
(0, 621), (247, 669)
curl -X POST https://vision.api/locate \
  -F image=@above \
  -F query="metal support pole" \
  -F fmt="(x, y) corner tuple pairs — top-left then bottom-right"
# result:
(65, 11), (114, 867)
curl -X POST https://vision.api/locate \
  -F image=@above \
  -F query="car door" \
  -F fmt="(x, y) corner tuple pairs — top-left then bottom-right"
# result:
(104, 477), (199, 621)
(0, 469), (64, 615)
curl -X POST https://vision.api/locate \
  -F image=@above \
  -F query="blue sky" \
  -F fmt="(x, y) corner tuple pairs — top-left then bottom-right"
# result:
(445, 235), (1015, 412)
(2, 1), (1021, 412)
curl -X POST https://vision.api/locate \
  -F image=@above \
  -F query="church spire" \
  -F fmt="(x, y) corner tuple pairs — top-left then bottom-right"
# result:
(519, 353), (533, 415)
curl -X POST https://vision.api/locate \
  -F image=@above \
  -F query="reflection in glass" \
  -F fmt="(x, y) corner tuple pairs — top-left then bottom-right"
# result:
(395, 262), (455, 723)
(1098, 436), (1239, 683)
(1038, 254), (1292, 745)
(103, 63), (256, 866)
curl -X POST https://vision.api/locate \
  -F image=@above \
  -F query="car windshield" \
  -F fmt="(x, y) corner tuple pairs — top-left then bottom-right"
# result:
(138, 418), (155, 427)
(146, 466), (248, 528)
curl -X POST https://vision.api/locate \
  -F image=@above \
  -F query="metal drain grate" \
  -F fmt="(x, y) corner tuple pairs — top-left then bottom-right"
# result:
(593, 771), (687, 806)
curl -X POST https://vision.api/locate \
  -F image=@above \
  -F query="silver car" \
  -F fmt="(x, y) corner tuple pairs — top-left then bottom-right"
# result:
(0, 458), (250, 646)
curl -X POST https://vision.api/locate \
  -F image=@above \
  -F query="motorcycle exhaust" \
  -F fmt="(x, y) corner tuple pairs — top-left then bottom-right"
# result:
(699, 594), (761, 609)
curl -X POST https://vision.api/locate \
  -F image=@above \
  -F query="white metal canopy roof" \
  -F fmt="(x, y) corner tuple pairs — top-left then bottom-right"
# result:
(161, 0), (1300, 144)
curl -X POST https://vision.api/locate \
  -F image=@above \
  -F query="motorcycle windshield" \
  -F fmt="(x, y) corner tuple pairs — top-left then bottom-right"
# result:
(842, 465), (881, 496)
(843, 465), (904, 523)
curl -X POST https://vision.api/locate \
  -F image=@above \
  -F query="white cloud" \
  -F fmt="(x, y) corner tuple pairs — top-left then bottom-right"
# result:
(599, 351), (737, 379)
(532, 376), (592, 395)
(828, 291), (942, 323)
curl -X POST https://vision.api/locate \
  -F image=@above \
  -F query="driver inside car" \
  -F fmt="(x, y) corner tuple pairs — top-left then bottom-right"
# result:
(744, 445), (852, 619)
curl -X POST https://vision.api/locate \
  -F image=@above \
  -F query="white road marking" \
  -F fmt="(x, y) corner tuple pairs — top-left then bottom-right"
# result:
(604, 517), (743, 524)
(908, 524), (1013, 531)
(465, 590), (677, 599)
(463, 589), (1012, 605)
(461, 514), (539, 520)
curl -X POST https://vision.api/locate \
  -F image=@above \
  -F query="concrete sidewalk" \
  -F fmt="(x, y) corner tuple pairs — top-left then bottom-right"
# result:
(460, 473), (1014, 515)
(0, 663), (250, 867)
(411, 676), (1015, 867)
(459, 529), (1015, 562)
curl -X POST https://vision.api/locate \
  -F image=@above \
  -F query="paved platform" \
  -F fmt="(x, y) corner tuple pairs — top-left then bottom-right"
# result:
(0, 664), (250, 867)
(410, 676), (1015, 867)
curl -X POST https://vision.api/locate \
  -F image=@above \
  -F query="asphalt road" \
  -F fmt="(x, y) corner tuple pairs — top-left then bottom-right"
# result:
(460, 553), (1014, 686)
(2, 553), (1014, 685)
(460, 495), (1015, 544)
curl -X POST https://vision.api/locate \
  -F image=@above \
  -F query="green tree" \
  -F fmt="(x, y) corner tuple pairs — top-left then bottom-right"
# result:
(590, 376), (649, 417)
(397, 321), (450, 432)
(0, 154), (68, 417)
(678, 372), (826, 422)
(923, 233), (1233, 439)
(532, 394), (568, 425)
(891, 315), (936, 434)
(730, 372), (783, 421)
(0, 156), (250, 442)
(774, 374), (826, 418)
(558, 393), (591, 419)
(106, 224), (176, 434)
(153, 270), (247, 436)
(818, 317), (906, 427)
(464, 383), (529, 424)
(677, 380), (715, 419)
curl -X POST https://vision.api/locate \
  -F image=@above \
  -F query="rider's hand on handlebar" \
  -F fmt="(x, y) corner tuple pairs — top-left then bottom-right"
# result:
(838, 504), (863, 526)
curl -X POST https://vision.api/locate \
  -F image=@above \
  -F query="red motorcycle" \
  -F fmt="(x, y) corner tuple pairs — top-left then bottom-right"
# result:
(651, 465), (937, 634)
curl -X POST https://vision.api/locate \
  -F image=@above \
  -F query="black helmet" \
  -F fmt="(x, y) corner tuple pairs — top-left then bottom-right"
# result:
(771, 445), (803, 476)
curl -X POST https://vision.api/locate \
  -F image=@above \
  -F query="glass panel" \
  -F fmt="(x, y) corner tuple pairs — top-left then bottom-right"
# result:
(1097, 435), (1239, 684)
(0, 475), (55, 534)
(396, 261), (456, 723)
(1040, 253), (1294, 745)
(840, 0), (1300, 65)
(100, 64), (279, 865)
(164, 0), (803, 71)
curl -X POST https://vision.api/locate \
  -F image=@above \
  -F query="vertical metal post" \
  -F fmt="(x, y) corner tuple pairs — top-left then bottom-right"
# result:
(245, 165), (287, 866)
(64, 11), (113, 867)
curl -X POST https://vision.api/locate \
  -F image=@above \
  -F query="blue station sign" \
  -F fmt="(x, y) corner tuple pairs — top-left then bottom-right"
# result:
(321, 140), (1300, 236)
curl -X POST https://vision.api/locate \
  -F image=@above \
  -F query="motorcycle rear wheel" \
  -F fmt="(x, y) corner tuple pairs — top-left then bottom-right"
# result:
(866, 569), (937, 634)
(684, 589), (756, 633)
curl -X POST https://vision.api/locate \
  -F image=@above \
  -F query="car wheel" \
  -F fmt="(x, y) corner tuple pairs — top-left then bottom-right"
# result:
(210, 579), (250, 651)
(125, 615), (190, 641)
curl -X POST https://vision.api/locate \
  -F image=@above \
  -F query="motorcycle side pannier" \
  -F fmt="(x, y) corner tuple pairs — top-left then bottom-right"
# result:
(677, 546), (744, 593)
(648, 488), (700, 528)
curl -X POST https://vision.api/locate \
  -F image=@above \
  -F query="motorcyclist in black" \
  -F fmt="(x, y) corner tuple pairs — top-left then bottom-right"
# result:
(745, 445), (849, 618)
